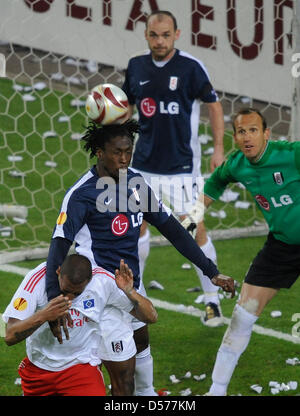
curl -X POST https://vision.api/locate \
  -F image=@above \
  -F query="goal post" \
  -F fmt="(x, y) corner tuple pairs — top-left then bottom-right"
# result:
(0, 0), (296, 258)
(290, 0), (300, 141)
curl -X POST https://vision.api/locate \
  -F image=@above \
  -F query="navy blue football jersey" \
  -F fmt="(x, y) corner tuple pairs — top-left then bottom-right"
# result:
(52, 167), (170, 288)
(122, 49), (219, 175)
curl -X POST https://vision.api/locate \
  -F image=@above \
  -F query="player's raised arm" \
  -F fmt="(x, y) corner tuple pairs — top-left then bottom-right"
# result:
(115, 259), (158, 324)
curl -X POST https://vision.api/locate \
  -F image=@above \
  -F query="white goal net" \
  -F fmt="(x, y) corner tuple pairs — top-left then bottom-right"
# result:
(0, 0), (298, 261)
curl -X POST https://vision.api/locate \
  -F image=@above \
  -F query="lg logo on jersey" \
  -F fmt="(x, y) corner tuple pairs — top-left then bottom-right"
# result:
(111, 213), (143, 236)
(140, 98), (179, 118)
(255, 194), (293, 211)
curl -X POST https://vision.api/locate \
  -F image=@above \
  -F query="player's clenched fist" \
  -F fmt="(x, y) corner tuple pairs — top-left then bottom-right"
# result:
(211, 274), (235, 298)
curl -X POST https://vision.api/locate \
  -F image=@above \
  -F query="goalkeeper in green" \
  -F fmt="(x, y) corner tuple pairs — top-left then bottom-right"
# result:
(183, 107), (300, 395)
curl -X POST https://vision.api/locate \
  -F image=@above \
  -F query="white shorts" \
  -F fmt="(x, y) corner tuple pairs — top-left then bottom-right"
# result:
(98, 282), (147, 361)
(135, 169), (204, 216)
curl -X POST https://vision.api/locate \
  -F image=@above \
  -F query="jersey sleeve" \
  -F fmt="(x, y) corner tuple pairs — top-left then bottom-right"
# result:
(122, 61), (136, 106)
(52, 189), (88, 241)
(2, 263), (46, 323)
(193, 61), (218, 103)
(204, 158), (236, 200)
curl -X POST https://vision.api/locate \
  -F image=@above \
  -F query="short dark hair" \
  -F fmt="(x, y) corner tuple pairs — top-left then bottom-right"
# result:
(146, 10), (177, 31)
(82, 119), (140, 158)
(60, 254), (92, 285)
(232, 108), (267, 133)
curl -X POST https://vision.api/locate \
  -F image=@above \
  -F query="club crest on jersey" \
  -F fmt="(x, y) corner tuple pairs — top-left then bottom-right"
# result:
(83, 299), (95, 309)
(273, 172), (284, 185)
(111, 214), (129, 236)
(111, 340), (123, 353)
(169, 76), (178, 91)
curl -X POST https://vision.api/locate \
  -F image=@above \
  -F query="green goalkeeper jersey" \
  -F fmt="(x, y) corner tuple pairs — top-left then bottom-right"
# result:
(204, 140), (300, 245)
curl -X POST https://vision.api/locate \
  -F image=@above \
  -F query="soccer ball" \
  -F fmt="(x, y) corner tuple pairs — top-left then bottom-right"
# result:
(85, 83), (129, 125)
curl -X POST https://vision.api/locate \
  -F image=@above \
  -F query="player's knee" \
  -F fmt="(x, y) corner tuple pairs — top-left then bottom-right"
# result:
(221, 304), (257, 354)
(239, 297), (259, 315)
(110, 367), (135, 396)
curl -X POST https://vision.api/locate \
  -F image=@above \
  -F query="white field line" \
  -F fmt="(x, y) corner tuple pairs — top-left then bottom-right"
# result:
(1, 264), (299, 345)
(149, 298), (300, 345)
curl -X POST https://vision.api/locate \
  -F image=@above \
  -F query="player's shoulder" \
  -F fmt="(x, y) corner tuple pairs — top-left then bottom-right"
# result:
(128, 49), (151, 62)
(22, 262), (47, 293)
(92, 267), (115, 283)
(90, 267), (116, 293)
(177, 50), (210, 74)
(269, 139), (300, 151)
(66, 167), (97, 197)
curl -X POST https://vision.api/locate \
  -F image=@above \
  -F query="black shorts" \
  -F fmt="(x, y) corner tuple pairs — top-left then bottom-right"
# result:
(245, 233), (300, 289)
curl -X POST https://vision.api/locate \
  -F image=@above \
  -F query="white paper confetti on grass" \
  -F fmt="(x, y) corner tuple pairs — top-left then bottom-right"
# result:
(33, 82), (46, 90)
(220, 189), (240, 203)
(203, 147), (214, 155)
(9, 170), (26, 178)
(14, 378), (21, 385)
(45, 161), (57, 168)
(181, 263), (191, 270)
(198, 134), (212, 144)
(209, 210), (226, 219)
(13, 84), (24, 91)
(22, 94), (36, 102)
(271, 310), (282, 318)
(70, 99), (86, 107)
(271, 387), (280, 395)
(286, 357), (300, 365)
(58, 115), (70, 122)
(182, 371), (191, 379)
(86, 60), (98, 73)
(51, 72), (64, 81)
(234, 201), (251, 209)
(193, 374), (206, 381)
(7, 155), (23, 162)
(43, 131), (57, 138)
(65, 76), (84, 85)
(179, 388), (192, 396)
(71, 133), (83, 141)
(288, 381), (298, 390)
(12, 217), (27, 224)
(250, 384), (263, 394)
(169, 374), (180, 384)
(148, 280), (164, 290)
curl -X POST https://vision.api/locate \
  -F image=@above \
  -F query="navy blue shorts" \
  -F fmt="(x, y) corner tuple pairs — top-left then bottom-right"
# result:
(245, 233), (300, 289)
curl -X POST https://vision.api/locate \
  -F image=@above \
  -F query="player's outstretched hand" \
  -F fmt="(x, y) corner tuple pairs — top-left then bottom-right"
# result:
(115, 259), (134, 294)
(211, 274), (235, 298)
